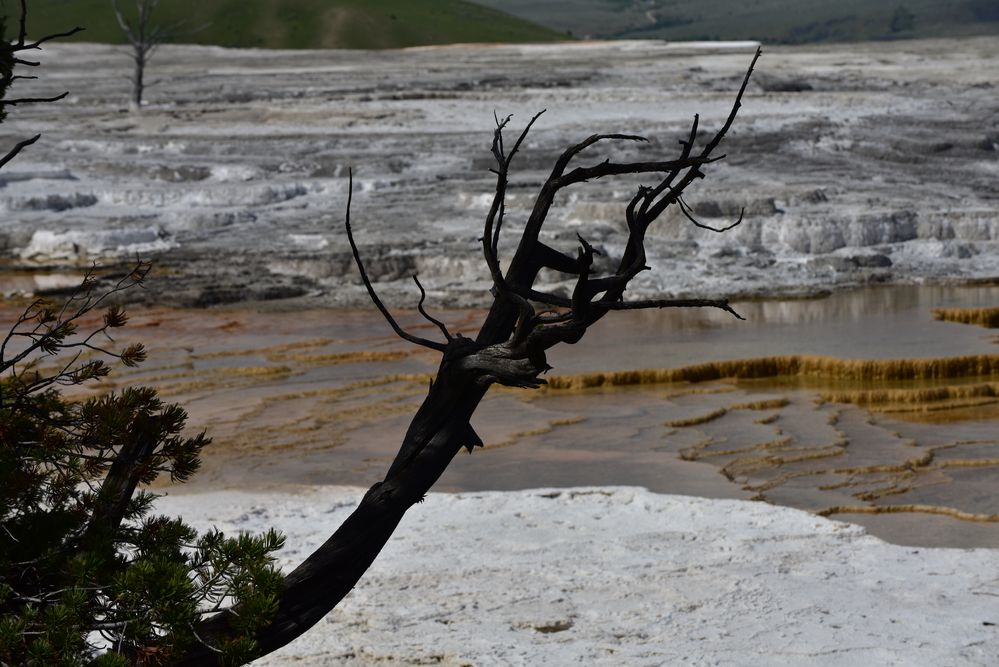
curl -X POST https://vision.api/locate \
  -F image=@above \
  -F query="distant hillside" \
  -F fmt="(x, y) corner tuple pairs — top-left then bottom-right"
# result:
(474, 0), (999, 43)
(25, 0), (568, 49)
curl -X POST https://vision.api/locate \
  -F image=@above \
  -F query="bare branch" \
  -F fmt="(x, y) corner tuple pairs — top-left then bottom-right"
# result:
(607, 298), (745, 320)
(482, 110), (545, 294)
(506, 109), (546, 165)
(111, 0), (136, 40)
(637, 113), (699, 220)
(412, 274), (453, 342)
(551, 132), (648, 181)
(700, 45), (763, 158)
(20, 26), (85, 50)
(17, 0), (27, 46)
(0, 92), (70, 106)
(677, 196), (745, 233)
(491, 110), (545, 256)
(521, 287), (572, 308)
(570, 234), (597, 319)
(491, 111), (510, 161)
(508, 290), (538, 347)
(560, 155), (719, 188)
(344, 172), (447, 353)
(0, 133), (40, 170)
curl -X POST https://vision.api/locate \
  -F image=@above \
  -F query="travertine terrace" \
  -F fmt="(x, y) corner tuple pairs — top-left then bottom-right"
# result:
(2, 37), (997, 306)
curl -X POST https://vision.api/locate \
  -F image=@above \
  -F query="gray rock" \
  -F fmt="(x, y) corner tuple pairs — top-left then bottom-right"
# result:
(3, 38), (996, 307)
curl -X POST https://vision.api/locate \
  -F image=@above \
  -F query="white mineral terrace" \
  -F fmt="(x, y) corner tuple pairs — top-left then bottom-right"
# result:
(2, 37), (997, 307)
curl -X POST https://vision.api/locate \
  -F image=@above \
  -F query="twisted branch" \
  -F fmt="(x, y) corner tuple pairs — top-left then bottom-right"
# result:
(413, 274), (453, 342)
(345, 171), (447, 352)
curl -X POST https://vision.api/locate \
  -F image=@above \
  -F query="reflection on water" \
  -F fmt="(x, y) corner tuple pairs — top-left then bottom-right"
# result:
(447, 377), (999, 548)
(551, 284), (999, 373)
(4, 284), (997, 548)
(649, 382), (999, 546)
(0, 271), (89, 297)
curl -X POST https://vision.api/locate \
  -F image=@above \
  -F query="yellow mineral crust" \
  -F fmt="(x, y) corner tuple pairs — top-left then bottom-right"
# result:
(932, 307), (999, 329)
(545, 354), (999, 389)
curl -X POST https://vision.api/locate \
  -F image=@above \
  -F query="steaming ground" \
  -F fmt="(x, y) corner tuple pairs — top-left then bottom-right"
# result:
(2, 37), (997, 307)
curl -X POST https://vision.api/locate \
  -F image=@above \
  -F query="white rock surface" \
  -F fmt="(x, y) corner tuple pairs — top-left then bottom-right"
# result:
(156, 486), (999, 666)
(3, 38), (998, 306)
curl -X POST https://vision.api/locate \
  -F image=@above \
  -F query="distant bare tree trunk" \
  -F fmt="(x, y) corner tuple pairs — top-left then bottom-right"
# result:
(111, 0), (166, 110)
(174, 48), (762, 666)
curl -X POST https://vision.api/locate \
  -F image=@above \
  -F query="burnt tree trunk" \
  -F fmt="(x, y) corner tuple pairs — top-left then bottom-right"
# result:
(174, 47), (761, 666)
(131, 50), (145, 109)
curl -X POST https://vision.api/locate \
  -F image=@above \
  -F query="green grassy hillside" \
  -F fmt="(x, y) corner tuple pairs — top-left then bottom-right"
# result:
(25, 0), (568, 49)
(475, 0), (999, 43)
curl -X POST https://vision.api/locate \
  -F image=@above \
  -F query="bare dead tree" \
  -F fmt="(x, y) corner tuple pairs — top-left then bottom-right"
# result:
(0, 0), (82, 166)
(111, 0), (175, 110)
(175, 48), (761, 665)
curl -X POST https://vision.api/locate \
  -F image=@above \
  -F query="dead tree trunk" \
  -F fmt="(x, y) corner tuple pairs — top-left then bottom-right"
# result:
(174, 47), (761, 666)
(112, 0), (167, 110)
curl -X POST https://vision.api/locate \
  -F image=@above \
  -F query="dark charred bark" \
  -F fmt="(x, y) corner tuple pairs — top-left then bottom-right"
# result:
(173, 47), (762, 666)
(0, 1), (81, 165)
